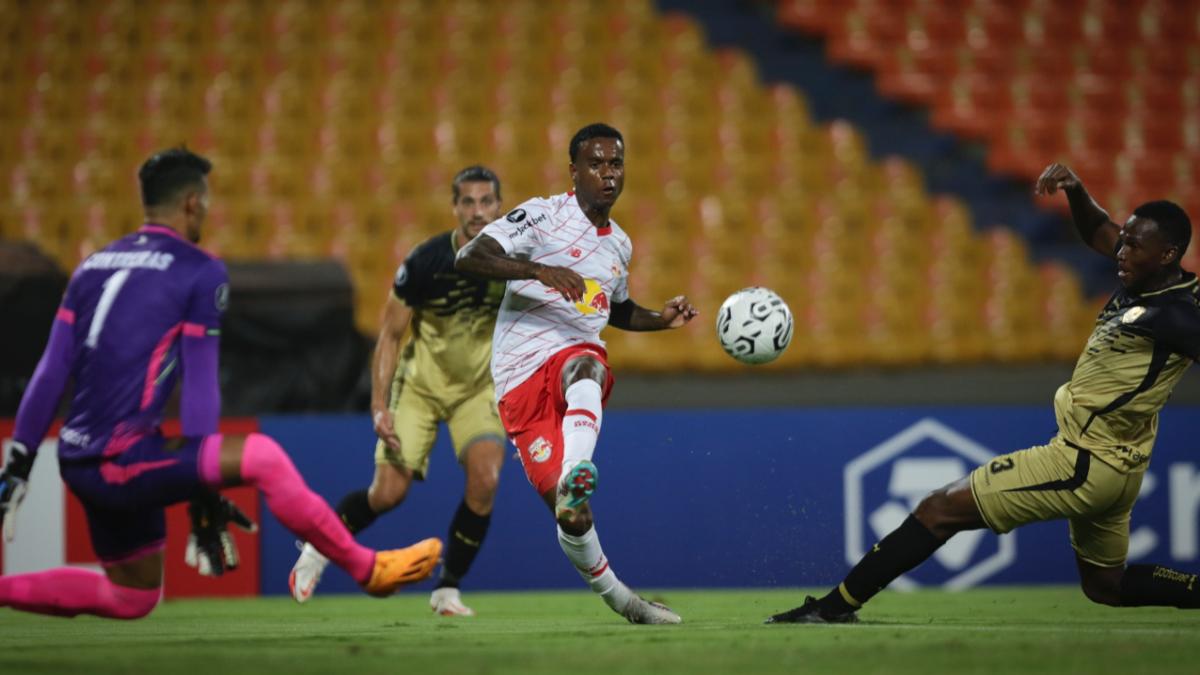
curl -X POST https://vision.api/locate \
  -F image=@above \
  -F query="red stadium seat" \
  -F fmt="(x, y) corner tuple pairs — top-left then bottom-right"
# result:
(931, 74), (1010, 140)
(957, 44), (1015, 80)
(1025, 5), (1085, 44)
(1128, 116), (1187, 154)
(874, 47), (943, 106)
(914, 5), (968, 45)
(826, 8), (903, 70)
(1069, 76), (1124, 113)
(1082, 2), (1140, 42)
(1127, 76), (1186, 116)
(1009, 75), (1068, 113)
(1135, 44), (1198, 79)
(776, 0), (851, 35)
(987, 115), (1068, 179)
(1064, 112), (1124, 156)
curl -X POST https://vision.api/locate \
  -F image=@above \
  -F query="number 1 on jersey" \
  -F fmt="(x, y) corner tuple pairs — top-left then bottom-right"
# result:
(86, 268), (131, 348)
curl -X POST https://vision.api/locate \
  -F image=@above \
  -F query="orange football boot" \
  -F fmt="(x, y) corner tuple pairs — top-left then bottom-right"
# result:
(362, 537), (443, 597)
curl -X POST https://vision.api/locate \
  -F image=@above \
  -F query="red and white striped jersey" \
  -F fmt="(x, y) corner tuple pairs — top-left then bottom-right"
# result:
(479, 192), (632, 399)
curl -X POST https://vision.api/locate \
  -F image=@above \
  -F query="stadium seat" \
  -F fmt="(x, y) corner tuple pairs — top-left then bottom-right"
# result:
(0, 0), (1100, 368)
(775, 0), (1200, 240)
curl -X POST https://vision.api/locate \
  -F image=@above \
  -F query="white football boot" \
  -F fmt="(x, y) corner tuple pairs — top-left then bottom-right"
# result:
(288, 542), (329, 603)
(430, 587), (476, 617)
(622, 595), (683, 625)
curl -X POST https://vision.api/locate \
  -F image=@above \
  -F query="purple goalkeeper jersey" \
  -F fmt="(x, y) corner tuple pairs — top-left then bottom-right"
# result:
(15, 224), (228, 462)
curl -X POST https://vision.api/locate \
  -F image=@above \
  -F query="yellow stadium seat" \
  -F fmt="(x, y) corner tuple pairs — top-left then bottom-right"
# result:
(0, 0), (1095, 363)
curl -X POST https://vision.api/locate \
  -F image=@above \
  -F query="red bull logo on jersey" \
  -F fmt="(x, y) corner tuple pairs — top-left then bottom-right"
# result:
(575, 279), (609, 316)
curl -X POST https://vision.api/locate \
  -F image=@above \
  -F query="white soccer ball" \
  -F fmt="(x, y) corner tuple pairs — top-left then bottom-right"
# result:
(716, 287), (794, 365)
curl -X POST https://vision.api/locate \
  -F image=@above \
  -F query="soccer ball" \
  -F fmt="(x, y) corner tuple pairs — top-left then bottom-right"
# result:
(716, 287), (794, 365)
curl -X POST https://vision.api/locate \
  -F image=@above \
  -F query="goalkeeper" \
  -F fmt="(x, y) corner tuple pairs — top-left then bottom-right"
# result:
(0, 147), (442, 620)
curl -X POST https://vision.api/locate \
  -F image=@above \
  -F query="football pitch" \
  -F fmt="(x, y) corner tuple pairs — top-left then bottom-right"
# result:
(2, 587), (1197, 675)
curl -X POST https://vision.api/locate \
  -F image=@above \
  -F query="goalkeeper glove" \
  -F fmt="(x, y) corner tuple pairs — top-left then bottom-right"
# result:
(185, 491), (257, 577)
(0, 441), (33, 542)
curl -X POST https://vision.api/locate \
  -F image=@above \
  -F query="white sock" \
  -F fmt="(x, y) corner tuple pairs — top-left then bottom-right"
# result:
(557, 525), (634, 612)
(561, 379), (603, 477)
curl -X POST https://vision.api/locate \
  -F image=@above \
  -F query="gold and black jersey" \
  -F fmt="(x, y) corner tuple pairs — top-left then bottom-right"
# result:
(1055, 273), (1200, 474)
(391, 231), (505, 404)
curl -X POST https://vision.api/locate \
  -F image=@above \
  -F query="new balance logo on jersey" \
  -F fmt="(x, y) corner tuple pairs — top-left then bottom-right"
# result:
(570, 248), (582, 258)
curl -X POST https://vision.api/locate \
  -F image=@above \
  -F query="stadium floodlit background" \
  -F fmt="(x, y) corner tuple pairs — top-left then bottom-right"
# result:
(2, 1), (1200, 673)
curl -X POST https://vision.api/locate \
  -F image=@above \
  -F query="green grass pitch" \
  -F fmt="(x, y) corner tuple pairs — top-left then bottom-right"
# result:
(2, 587), (1197, 675)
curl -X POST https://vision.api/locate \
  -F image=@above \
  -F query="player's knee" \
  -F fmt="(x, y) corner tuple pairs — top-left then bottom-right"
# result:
(913, 490), (954, 535)
(240, 433), (292, 483)
(466, 466), (500, 502)
(1079, 568), (1122, 606)
(562, 356), (606, 389)
(912, 491), (945, 523)
(369, 463), (413, 512)
(1080, 578), (1121, 606)
(466, 483), (498, 515)
(368, 481), (409, 512)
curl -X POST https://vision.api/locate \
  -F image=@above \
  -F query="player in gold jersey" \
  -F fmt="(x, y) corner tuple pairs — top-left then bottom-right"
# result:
(289, 166), (508, 616)
(769, 163), (1200, 623)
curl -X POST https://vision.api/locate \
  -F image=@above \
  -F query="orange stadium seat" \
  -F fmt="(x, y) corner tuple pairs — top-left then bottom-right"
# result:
(0, 0), (1097, 365)
(777, 0), (1200, 232)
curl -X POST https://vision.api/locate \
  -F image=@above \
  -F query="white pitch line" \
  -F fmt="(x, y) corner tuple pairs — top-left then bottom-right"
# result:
(828, 623), (1198, 637)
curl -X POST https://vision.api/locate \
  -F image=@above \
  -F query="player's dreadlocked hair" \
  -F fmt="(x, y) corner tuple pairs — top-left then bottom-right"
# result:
(569, 123), (624, 163)
(138, 147), (212, 208)
(451, 165), (502, 203)
(1133, 200), (1192, 259)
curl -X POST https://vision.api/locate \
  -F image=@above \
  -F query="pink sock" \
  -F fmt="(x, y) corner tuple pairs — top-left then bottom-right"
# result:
(198, 434), (224, 487)
(0, 568), (159, 619)
(239, 433), (375, 583)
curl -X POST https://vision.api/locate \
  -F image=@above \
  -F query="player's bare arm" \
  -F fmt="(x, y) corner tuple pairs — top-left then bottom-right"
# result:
(455, 233), (587, 302)
(609, 295), (698, 331)
(370, 294), (413, 452)
(1035, 163), (1120, 258)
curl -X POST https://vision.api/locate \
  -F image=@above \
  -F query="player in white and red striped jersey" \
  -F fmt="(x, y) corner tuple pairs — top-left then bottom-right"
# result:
(456, 123), (697, 624)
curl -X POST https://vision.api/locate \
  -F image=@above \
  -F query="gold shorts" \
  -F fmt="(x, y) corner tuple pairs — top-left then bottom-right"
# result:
(374, 383), (505, 479)
(970, 436), (1144, 567)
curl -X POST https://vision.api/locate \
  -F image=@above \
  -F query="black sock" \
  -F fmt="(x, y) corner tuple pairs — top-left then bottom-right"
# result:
(436, 500), (491, 589)
(1120, 564), (1200, 608)
(336, 489), (379, 535)
(821, 515), (945, 613)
